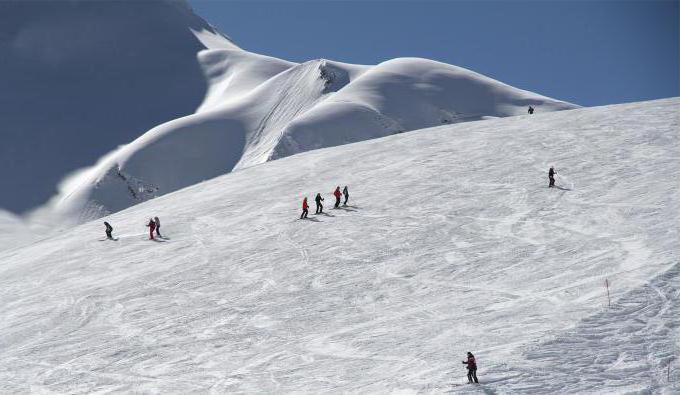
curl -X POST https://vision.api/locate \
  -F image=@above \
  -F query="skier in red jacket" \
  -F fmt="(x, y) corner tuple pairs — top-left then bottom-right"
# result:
(300, 197), (309, 219)
(146, 218), (156, 240)
(462, 352), (478, 383)
(333, 186), (342, 208)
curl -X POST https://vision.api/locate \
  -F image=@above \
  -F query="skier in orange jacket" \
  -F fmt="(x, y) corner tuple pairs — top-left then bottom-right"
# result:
(146, 218), (156, 240)
(300, 197), (309, 219)
(333, 186), (342, 208)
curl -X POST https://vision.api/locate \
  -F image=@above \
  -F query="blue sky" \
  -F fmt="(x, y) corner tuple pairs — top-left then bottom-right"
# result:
(189, 1), (679, 107)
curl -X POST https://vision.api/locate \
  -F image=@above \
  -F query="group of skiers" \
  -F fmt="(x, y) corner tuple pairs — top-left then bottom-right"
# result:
(301, 185), (349, 219)
(103, 216), (162, 240)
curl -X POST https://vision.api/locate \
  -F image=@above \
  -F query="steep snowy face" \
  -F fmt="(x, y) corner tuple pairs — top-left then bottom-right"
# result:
(3, 1), (577, 222)
(269, 57), (576, 160)
(0, 0), (235, 213)
(49, 52), (576, 220)
(0, 98), (677, 393)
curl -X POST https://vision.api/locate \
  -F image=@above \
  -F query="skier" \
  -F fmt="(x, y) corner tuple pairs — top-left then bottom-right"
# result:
(342, 185), (349, 206)
(333, 186), (342, 208)
(146, 218), (156, 240)
(154, 216), (161, 237)
(315, 193), (324, 214)
(462, 351), (479, 384)
(548, 166), (557, 188)
(528, 106), (534, 114)
(301, 197), (309, 219)
(104, 221), (113, 239)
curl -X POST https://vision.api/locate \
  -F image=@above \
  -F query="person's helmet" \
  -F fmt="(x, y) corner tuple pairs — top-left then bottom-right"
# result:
(467, 352), (472, 356)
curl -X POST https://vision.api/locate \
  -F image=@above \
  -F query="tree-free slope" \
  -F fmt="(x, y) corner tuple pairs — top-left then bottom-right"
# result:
(1, 98), (676, 393)
(0, 0), (235, 213)
(51, 56), (576, 220)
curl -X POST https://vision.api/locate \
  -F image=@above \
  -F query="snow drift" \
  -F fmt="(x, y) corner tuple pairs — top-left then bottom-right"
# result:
(0, 98), (677, 393)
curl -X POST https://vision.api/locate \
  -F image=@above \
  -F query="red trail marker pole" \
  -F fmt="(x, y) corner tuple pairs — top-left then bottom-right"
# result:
(605, 279), (611, 308)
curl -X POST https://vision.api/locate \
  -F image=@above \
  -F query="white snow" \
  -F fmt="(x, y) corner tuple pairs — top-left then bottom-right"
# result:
(0, 0), (235, 214)
(1, 98), (678, 393)
(49, 53), (576, 221)
(1, 0), (576, 224)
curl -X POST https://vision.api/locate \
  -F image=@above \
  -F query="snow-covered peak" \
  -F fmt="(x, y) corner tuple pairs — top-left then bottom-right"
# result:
(46, 48), (577, 221)
(0, 0), (237, 214)
(1, 0), (577, 224)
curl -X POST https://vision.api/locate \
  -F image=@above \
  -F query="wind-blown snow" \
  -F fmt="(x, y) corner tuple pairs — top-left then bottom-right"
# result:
(1, 98), (677, 393)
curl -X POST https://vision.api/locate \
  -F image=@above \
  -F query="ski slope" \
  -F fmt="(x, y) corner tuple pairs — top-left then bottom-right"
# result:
(1, 98), (678, 393)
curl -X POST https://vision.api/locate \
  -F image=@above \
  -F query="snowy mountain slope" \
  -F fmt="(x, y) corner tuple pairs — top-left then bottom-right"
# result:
(268, 57), (576, 161)
(49, 53), (577, 221)
(0, 0), (235, 213)
(1, 98), (677, 393)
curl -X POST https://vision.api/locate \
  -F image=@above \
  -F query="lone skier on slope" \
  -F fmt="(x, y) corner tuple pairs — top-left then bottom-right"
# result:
(462, 351), (479, 383)
(315, 193), (324, 214)
(104, 221), (113, 239)
(548, 166), (557, 188)
(528, 106), (534, 114)
(333, 186), (342, 208)
(301, 197), (309, 219)
(146, 218), (156, 240)
(154, 216), (161, 237)
(342, 185), (349, 206)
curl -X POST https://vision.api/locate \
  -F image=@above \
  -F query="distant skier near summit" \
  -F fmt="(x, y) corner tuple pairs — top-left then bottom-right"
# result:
(315, 193), (324, 214)
(146, 218), (156, 240)
(462, 351), (479, 383)
(548, 166), (557, 188)
(333, 186), (342, 208)
(528, 106), (534, 114)
(104, 221), (113, 239)
(342, 185), (349, 206)
(301, 197), (309, 219)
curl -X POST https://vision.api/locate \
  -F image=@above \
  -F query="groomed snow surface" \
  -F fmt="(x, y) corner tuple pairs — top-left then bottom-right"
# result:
(1, 98), (678, 393)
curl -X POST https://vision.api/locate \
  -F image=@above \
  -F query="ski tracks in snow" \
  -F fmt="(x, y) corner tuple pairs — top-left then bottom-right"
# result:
(492, 262), (680, 393)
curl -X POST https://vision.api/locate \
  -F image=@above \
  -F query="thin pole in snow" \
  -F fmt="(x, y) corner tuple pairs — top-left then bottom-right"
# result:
(669, 362), (671, 382)
(605, 279), (611, 308)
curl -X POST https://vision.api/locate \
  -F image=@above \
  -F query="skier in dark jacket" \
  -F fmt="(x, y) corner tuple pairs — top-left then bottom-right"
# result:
(342, 186), (349, 206)
(548, 166), (556, 188)
(104, 221), (113, 239)
(333, 186), (342, 208)
(528, 106), (534, 114)
(146, 218), (156, 240)
(315, 193), (324, 214)
(301, 197), (309, 219)
(462, 352), (478, 383)
(154, 216), (161, 237)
